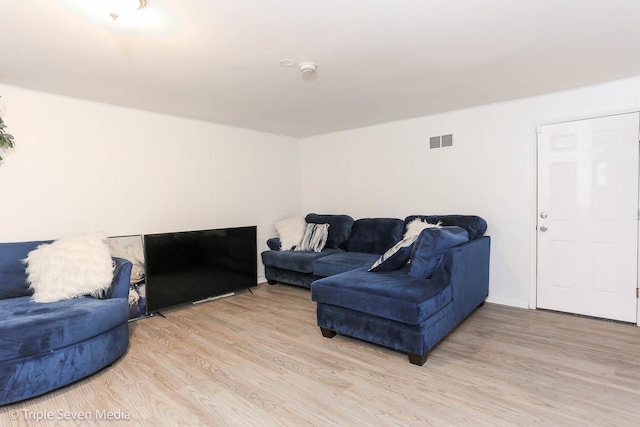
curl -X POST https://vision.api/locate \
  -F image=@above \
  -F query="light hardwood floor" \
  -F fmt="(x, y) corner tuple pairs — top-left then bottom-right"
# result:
(2, 283), (640, 426)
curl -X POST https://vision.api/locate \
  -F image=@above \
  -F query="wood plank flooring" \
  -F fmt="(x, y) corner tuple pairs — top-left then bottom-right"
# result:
(2, 283), (640, 426)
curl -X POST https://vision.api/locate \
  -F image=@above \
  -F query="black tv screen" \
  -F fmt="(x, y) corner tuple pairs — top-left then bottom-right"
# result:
(144, 226), (257, 313)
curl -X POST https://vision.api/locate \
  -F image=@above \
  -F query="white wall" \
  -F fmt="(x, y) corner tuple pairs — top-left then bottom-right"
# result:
(0, 85), (302, 281)
(300, 76), (640, 308)
(4, 76), (639, 305)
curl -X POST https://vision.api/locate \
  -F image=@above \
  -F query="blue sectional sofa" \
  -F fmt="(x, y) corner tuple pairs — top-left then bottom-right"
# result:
(262, 213), (490, 365)
(0, 241), (132, 405)
(262, 213), (407, 287)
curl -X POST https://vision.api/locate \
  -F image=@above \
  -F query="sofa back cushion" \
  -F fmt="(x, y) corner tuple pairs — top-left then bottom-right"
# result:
(408, 227), (469, 279)
(404, 215), (487, 240)
(0, 241), (50, 300)
(305, 214), (355, 249)
(345, 218), (405, 254)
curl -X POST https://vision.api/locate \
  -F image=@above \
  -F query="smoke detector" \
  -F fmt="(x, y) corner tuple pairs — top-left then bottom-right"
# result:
(299, 62), (318, 75)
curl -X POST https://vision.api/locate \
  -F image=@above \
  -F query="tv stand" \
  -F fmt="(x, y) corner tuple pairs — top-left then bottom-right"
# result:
(192, 292), (235, 304)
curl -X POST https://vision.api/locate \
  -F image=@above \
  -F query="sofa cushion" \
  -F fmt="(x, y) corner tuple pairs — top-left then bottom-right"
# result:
(368, 234), (419, 272)
(261, 248), (343, 274)
(408, 227), (469, 279)
(0, 296), (128, 362)
(345, 218), (405, 254)
(296, 223), (329, 252)
(312, 252), (380, 277)
(405, 215), (487, 240)
(311, 267), (452, 325)
(0, 241), (50, 300)
(305, 214), (354, 249)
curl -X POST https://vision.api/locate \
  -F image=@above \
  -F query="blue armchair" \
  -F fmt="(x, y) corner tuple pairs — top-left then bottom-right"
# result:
(0, 240), (132, 405)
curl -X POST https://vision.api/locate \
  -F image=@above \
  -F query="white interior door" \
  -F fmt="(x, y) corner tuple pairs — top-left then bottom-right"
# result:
(537, 113), (639, 323)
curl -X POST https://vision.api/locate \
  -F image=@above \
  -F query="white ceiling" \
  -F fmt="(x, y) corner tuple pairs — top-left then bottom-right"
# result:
(2, 1), (640, 138)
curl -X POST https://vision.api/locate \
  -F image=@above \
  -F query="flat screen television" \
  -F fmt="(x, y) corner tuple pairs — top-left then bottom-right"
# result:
(143, 226), (257, 314)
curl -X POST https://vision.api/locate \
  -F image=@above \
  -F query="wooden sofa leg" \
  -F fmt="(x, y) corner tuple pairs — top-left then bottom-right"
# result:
(320, 328), (336, 338)
(267, 280), (277, 285)
(408, 352), (428, 366)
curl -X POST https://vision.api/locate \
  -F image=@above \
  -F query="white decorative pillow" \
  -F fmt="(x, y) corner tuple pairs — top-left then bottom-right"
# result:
(296, 223), (330, 252)
(403, 219), (442, 240)
(23, 233), (115, 303)
(274, 216), (306, 250)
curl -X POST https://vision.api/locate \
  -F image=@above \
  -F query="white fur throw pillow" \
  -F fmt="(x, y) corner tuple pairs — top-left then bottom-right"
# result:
(23, 233), (114, 303)
(403, 219), (442, 240)
(274, 216), (306, 250)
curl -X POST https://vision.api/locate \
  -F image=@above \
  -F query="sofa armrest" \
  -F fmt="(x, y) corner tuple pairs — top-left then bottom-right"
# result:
(433, 236), (490, 324)
(267, 237), (281, 251)
(109, 257), (133, 300)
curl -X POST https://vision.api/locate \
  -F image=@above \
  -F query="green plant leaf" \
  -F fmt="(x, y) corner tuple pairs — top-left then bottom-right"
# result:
(0, 108), (16, 163)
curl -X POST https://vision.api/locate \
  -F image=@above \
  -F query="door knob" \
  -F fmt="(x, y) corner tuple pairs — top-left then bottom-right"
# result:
(539, 225), (548, 232)
(540, 212), (548, 219)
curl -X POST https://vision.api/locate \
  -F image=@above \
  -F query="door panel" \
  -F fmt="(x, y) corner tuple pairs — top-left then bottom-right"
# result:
(551, 240), (574, 289)
(550, 163), (575, 220)
(537, 113), (639, 323)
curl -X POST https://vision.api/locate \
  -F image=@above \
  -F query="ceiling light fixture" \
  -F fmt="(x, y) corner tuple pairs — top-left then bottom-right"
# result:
(109, 0), (147, 20)
(279, 59), (296, 67)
